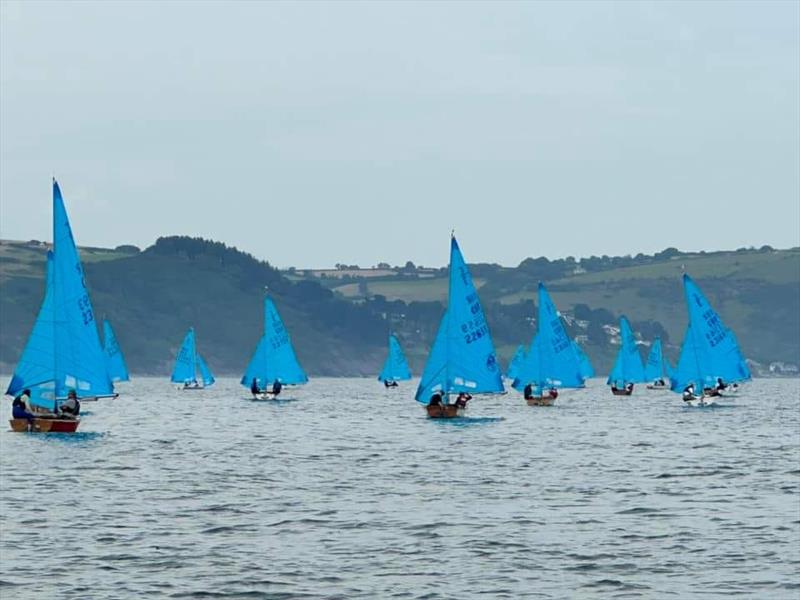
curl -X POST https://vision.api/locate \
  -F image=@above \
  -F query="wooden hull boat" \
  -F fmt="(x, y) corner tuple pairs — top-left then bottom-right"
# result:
(425, 404), (465, 419)
(610, 387), (633, 396)
(526, 395), (556, 406)
(9, 418), (80, 433)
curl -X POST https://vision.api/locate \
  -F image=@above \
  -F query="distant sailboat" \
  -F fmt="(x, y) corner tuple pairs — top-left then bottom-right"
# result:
(414, 235), (504, 418)
(378, 334), (411, 388)
(671, 274), (751, 406)
(241, 295), (307, 399)
(6, 180), (116, 432)
(103, 319), (130, 383)
(171, 328), (215, 389)
(505, 345), (526, 381)
(572, 341), (595, 380)
(606, 316), (646, 395)
(512, 283), (585, 406)
(644, 337), (670, 389)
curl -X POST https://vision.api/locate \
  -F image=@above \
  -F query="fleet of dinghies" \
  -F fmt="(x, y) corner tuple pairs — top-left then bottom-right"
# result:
(6, 182), (756, 432)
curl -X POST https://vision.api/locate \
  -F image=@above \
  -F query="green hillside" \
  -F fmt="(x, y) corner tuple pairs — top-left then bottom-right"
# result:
(1, 238), (798, 378)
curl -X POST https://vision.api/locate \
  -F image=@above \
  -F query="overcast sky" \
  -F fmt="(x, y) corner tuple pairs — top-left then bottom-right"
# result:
(1, 1), (798, 268)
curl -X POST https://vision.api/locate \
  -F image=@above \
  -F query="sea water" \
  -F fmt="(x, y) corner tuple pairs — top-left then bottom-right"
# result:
(0, 377), (798, 599)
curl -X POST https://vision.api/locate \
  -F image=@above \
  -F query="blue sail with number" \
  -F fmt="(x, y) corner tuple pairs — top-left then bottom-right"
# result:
(670, 274), (750, 392)
(606, 316), (646, 386)
(378, 334), (412, 382)
(103, 319), (130, 383)
(414, 236), (504, 403)
(644, 337), (668, 382)
(512, 282), (584, 391)
(6, 181), (114, 410)
(171, 328), (215, 387)
(572, 341), (595, 380)
(505, 345), (526, 380)
(241, 296), (308, 388)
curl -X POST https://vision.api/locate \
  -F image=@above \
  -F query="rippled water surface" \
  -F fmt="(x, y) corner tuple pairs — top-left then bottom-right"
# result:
(1, 377), (798, 599)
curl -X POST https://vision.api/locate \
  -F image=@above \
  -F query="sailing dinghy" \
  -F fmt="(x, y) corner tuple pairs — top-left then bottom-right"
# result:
(670, 274), (750, 406)
(7, 181), (117, 432)
(378, 334), (411, 388)
(241, 295), (307, 400)
(607, 316), (646, 395)
(512, 283), (585, 406)
(414, 235), (504, 418)
(644, 337), (670, 389)
(171, 328), (215, 389)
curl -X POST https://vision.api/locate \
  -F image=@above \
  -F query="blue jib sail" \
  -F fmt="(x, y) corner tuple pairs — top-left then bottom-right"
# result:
(6, 251), (57, 409)
(506, 345), (526, 380)
(197, 354), (215, 387)
(171, 328), (197, 383)
(378, 334), (412, 381)
(572, 341), (595, 379)
(415, 236), (504, 403)
(606, 316), (646, 386)
(240, 296), (308, 387)
(670, 274), (751, 391)
(644, 337), (664, 382)
(512, 282), (584, 391)
(103, 319), (130, 382)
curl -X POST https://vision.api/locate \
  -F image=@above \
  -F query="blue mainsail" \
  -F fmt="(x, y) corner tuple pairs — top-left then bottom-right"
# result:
(103, 319), (130, 383)
(171, 328), (198, 384)
(378, 334), (412, 381)
(606, 316), (646, 386)
(415, 236), (504, 403)
(240, 296), (308, 387)
(506, 345), (526, 380)
(51, 181), (114, 402)
(197, 355), (215, 387)
(670, 274), (751, 391)
(644, 337), (665, 382)
(7, 182), (114, 408)
(512, 282), (584, 391)
(572, 341), (595, 379)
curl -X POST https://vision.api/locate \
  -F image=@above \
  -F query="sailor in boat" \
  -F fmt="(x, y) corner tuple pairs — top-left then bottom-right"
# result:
(428, 392), (443, 408)
(523, 383), (534, 401)
(183, 379), (199, 389)
(271, 379), (282, 397)
(715, 377), (728, 392)
(547, 387), (558, 400)
(682, 383), (697, 402)
(58, 390), (80, 418)
(11, 389), (36, 424)
(250, 377), (261, 398)
(384, 380), (399, 388)
(454, 392), (471, 409)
